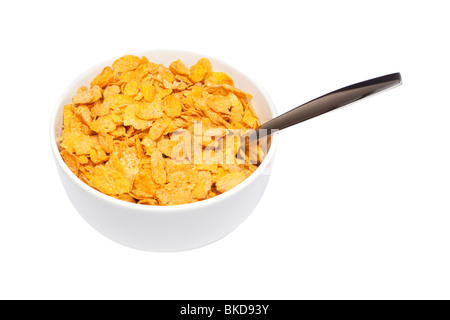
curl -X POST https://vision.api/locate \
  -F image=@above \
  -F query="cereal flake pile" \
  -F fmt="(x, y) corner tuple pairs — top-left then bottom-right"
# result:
(60, 55), (263, 205)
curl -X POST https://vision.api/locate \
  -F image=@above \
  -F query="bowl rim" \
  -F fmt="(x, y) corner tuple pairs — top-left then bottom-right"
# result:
(50, 49), (279, 213)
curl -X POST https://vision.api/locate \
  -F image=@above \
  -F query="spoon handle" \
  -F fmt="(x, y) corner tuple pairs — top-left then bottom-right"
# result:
(256, 72), (402, 138)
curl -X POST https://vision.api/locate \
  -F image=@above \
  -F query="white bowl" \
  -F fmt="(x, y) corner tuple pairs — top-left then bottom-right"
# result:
(50, 50), (278, 252)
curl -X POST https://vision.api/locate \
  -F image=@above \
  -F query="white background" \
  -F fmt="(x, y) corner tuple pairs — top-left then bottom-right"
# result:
(1, 0), (449, 300)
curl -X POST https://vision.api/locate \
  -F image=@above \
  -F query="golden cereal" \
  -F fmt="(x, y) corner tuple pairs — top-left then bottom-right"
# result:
(59, 55), (263, 206)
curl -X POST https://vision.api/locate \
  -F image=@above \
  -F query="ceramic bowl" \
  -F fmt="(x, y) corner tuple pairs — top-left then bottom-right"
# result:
(50, 50), (278, 251)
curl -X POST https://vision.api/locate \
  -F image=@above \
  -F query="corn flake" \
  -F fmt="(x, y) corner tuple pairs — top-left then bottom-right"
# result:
(112, 55), (141, 74)
(91, 67), (114, 88)
(215, 171), (248, 193)
(170, 59), (190, 76)
(92, 115), (116, 132)
(190, 58), (212, 83)
(205, 72), (234, 86)
(60, 149), (79, 175)
(151, 149), (166, 185)
(124, 104), (153, 130)
(162, 94), (182, 118)
(148, 118), (168, 140)
(90, 164), (131, 195)
(73, 85), (102, 104)
(137, 100), (163, 120)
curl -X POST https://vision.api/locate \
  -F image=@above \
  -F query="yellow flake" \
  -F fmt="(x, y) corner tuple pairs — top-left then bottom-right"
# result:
(90, 115), (117, 133)
(123, 79), (140, 96)
(190, 58), (212, 83)
(91, 66), (114, 88)
(60, 150), (79, 175)
(136, 100), (163, 120)
(205, 72), (234, 86)
(90, 164), (131, 195)
(162, 94), (182, 118)
(215, 171), (247, 193)
(151, 149), (166, 185)
(112, 55), (141, 74)
(148, 118), (168, 140)
(73, 85), (102, 104)
(123, 104), (153, 130)
(169, 59), (190, 76)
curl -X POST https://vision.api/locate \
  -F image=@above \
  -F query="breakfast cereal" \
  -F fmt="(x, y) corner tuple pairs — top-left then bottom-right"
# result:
(59, 55), (265, 206)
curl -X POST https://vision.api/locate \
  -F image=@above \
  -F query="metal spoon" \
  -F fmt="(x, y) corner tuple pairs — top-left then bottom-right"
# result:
(247, 72), (402, 142)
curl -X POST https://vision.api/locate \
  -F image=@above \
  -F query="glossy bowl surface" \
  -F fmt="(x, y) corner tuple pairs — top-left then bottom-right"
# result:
(50, 50), (278, 251)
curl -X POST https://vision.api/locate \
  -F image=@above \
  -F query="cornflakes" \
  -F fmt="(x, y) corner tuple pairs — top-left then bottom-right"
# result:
(91, 67), (114, 88)
(123, 104), (152, 130)
(148, 118), (168, 141)
(73, 85), (102, 104)
(111, 55), (141, 74)
(189, 58), (212, 83)
(90, 164), (131, 195)
(59, 55), (265, 206)
(169, 59), (190, 76)
(90, 115), (116, 133)
(137, 100), (163, 120)
(162, 95), (182, 118)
